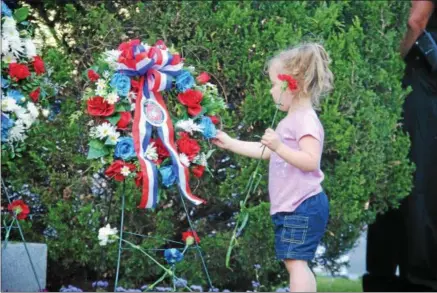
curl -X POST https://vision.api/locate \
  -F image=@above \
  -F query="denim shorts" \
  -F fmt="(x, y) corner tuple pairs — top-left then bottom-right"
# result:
(271, 192), (329, 261)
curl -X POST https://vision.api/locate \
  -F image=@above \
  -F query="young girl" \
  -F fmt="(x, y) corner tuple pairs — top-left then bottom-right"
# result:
(213, 43), (333, 292)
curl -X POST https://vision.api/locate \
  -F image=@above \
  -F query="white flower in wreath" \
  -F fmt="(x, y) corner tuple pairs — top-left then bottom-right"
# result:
(98, 224), (118, 246)
(106, 92), (119, 105)
(8, 121), (27, 142)
(23, 39), (37, 59)
(144, 142), (158, 161)
(41, 109), (50, 118)
(27, 102), (40, 119)
(186, 65), (196, 74)
(2, 17), (17, 33)
(1, 98), (18, 112)
(8, 35), (23, 58)
(102, 70), (111, 79)
(175, 119), (204, 135)
(95, 122), (117, 139)
(179, 153), (190, 167)
(103, 49), (122, 69)
(1, 38), (10, 54)
(2, 52), (16, 64)
(120, 166), (131, 177)
(16, 112), (35, 129)
(107, 131), (120, 144)
(96, 79), (107, 90)
(193, 153), (207, 167)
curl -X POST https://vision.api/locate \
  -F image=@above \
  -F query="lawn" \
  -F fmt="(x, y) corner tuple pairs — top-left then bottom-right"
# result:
(317, 277), (362, 292)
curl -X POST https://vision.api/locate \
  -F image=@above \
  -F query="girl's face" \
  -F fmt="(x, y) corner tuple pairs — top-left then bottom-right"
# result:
(268, 63), (294, 112)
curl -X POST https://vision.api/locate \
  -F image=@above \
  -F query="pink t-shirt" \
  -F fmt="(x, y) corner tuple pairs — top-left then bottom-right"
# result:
(268, 108), (324, 215)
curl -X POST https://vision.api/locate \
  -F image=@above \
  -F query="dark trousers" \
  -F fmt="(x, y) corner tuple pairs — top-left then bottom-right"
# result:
(364, 63), (437, 292)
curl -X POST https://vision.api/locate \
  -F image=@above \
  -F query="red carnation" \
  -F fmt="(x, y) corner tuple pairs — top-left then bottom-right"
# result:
(117, 111), (132, 130)
(33, 56), (45, 75)
(277, 74), (298, 91)
(192, 165), (205, 178)
(196, 72), (211, 84)
(170, 54), (182, 65)
(130, 79), (141, 94)
(105, 160), (136, 182)
(208, 115), (220, 125)
(182, 230), (200, 245)
(176, 132), (200, 160)
(9, 63), (30, 81)
(29, 87), (40, 103)
(150, 138), (170, 164)
(87, 69), (100, 82)
(177, 89), (203, 117)
(8, 200), (30, 220)
(87, 96), (115, 117)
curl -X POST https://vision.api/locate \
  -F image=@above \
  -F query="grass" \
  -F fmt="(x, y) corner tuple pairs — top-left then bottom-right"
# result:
(316, 276), (362, 292)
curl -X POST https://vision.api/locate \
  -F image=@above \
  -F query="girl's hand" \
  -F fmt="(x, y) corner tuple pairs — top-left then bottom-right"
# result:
(212, 130), (234, 150)
(261, 128), (282, 151)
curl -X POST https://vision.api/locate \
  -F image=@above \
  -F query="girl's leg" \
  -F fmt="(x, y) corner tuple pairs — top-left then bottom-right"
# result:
(284, 259), (317, 292)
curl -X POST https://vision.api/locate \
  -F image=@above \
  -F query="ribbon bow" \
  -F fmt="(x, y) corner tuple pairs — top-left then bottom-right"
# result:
(117, 39), (205, 209)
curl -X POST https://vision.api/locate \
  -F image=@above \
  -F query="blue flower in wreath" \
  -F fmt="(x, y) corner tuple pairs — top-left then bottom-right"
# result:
(199, 116), (217, 139)
(1, 76), (10, 88)
(110, 73), (131, 97)
(114, 137), (136, 160)
(7, 89), (25, 104)
(1, 113), (14, 142)
(175, 70), (195, 92)
(159, 165), (176, 188)
(1, 1), (12, 17)
(164, 248), (184, 265)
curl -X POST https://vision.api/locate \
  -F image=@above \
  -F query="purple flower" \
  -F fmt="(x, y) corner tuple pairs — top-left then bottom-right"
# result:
(208, 287), (219, 292)
(115, 287), (126, 292)
(190, 285), (203, 292)
(254, 264), (261, 270)
(92, 280), (109, 288)
(59, 285), (83, 292)
(252, 281), (261, 288)
(173, 278), (187, 288)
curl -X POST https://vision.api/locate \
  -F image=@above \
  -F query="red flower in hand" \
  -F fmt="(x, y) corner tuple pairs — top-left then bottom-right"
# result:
(87, 69), (100, 82)
(278, 74), (298, 91)
(192, 165), (205, 178)
(29, 87), (40, 103)
(150, 138), (170, 164)
(196, 72), (211, 84)
(8, 200), (30, 220)
(105, 160), (136, 182)
(9, 63), (30, 81)
(182, 230), (200, 245)
(176, 132), (200, 160)
(33, 56), (45, 75)
(177, 89), (203, 117)
(208, 115), (220, 125)
(87, 96), (115, 117)
(117, 112), (132, 130)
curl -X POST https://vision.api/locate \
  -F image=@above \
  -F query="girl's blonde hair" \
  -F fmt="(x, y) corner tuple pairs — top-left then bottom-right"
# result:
(268, 43), (334, 109)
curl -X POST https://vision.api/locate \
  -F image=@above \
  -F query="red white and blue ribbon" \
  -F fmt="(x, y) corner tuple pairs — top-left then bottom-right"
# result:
(119, 41), (205, 209)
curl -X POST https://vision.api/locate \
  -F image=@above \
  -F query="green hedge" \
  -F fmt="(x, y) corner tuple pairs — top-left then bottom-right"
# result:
(1, 0), (413, 290)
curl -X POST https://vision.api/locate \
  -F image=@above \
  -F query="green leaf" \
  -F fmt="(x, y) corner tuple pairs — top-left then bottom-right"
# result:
(13, 7), (29, 22)
(106, 113), (121, 125)
(104, 136), (117, 146)
(87, 139), (108, 159)
(115, 102), (130, 112)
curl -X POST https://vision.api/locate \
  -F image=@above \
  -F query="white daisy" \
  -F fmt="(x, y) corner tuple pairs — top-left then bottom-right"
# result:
(120, 166), (131, 177)
(106, 92), (119, 104)
(23, 39), (37, 58)
(175, 119), (204, 135)
(103, 49), (121, 69)
(16, 113), (34, 128)
(107, 131), (120, 144)
(95, 87), (107, 97)
(179, 153), (190, 167)
(144, 142), (158, 161)
(27, 102), (39, 119)
(96, 79), (107, 89)
(95, 122), (116, 139)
